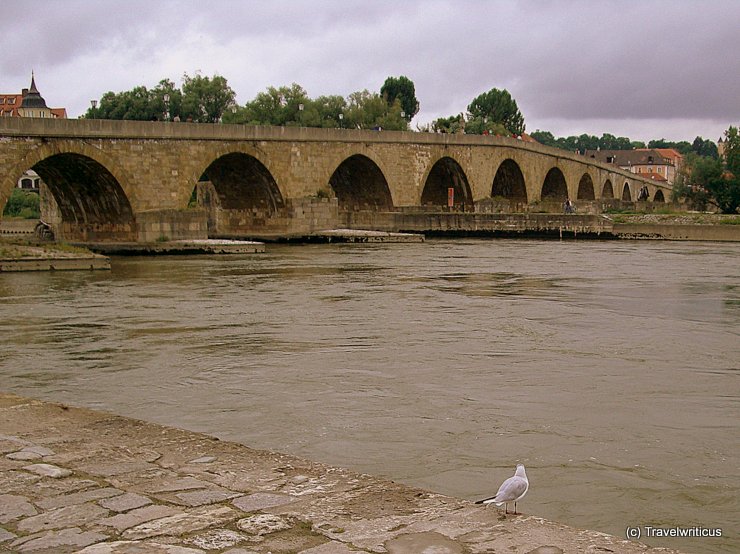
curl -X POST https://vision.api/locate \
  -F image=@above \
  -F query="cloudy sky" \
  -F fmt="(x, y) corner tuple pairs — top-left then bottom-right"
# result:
(3, 0), (738, 142)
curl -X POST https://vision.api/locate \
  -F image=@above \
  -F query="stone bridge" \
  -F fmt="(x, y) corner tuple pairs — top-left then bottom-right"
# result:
(0, 118), (671, 242)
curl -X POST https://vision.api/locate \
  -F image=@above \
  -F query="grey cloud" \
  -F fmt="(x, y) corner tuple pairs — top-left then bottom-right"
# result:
(2, 0), (738, 140)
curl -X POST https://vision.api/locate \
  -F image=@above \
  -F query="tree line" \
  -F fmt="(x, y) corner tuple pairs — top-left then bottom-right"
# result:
(86, 73), (420, 131)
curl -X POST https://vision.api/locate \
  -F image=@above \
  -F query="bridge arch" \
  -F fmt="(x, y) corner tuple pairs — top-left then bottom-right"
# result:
(491, 159), (528, 202)
(541, 167), (568, 201)
(421, 156), (473, 210)
(621, 182), (632, 201)
(2, 141), (136, 241)
(199, 152), (284, 213)
(329, 154), (393, 210)
(602, 179), (614, 199)
(654, 189), (665, 202)
(577, 173), (595, 200)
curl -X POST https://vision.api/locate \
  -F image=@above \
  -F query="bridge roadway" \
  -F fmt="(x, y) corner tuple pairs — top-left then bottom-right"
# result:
(0, 118), (670, 243)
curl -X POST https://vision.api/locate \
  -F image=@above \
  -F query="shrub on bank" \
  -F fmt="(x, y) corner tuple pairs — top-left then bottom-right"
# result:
(3, 190), (40, 219)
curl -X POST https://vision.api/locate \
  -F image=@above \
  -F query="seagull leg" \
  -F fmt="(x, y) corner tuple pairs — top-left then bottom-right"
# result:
(514, 501), (517, 515)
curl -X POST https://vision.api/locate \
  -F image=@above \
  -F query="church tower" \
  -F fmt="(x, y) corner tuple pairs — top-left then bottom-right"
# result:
(18, 73), (53, 118)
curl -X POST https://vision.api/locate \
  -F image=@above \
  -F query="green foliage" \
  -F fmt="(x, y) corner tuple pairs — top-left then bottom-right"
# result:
(707, 127), (740, 214)
(649, 138), (706, 157)
(674, 127), (740, 213)
(724, 126), (740, 176)
(463, 117), (510, 136)
(467, 88), (525, 135)
(425, 115), (465, 134)
(530, 130), (557, 146)
(181, 73), (236, 123)
(530, 131), (626, 153)
(227, 83), (406, 130)
(380, 76), (419, 122)
(691, 136), (718, 158)
(345, 89), (407, 130)
(3, 189), (40, 219)
(87, 74), (234, 122)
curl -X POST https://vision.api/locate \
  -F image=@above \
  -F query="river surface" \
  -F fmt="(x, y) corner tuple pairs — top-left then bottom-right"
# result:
(1, 239), (737, 552)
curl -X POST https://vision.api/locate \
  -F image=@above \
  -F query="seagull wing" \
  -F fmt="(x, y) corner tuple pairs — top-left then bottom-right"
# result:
(492, 475), (528, 504)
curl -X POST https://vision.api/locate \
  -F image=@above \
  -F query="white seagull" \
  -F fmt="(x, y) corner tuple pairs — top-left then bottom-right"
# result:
(476, 464), (529, 514)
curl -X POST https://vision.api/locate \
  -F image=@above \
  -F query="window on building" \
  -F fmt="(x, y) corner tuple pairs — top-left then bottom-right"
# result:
(7, 97), (15, 104)
(606, 156), (615, 163)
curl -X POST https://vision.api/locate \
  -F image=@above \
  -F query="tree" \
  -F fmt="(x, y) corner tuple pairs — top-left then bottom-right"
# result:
(424, 114), (464, 134)
(88, 86), (159, 120)
(648, 138), (694, 156)
(530, 130), (557, 147)
(463, 116), (509, 136)
(709, 126), (740, 213)
(181, 73), (236, 123)
(467, 88), (525, 135)
(598, 133), (631, 150)
(691, 136), (719, 159)
(345, 90), (407, 130)
(676, 127), (740, 214)
(380, 76), (419, 122)
(724, 126), (740, 175)
(152, 79), (182, 121)
(236, 84), (310, 126)
(313, 95), (348, 128)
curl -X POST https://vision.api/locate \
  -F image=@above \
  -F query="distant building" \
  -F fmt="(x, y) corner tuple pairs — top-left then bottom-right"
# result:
(584, 148), (682, 185)
(0, 73), (67, 119)
(1, 74), (66, 193)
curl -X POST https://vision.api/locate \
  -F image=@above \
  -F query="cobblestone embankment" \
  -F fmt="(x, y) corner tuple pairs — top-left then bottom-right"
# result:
(0, 393), (682, 553)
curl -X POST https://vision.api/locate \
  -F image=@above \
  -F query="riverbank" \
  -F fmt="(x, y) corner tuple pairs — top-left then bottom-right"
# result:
(607, 213), (740, 241)
(0, 240), (110, 272)
(0, 392), (682, 554)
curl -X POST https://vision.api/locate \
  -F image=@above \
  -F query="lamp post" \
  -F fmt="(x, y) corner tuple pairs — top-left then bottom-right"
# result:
(90, 99), (97, 119)
(163, 93), (170, 122)
(338, 113), (344, 129)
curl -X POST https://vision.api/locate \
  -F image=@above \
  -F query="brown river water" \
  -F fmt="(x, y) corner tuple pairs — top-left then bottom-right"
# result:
(1, 239), (738, 552)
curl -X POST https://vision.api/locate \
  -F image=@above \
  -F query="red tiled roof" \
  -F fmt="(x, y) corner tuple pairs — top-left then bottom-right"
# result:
(0, 92), (67, 118)
(637, 171), (668, 182)
(652, 148), (683, 162)
(0, 93), (23, 116)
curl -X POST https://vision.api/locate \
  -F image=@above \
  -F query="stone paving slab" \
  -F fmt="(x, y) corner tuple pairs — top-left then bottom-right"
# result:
(98, 493), (152, 513)
(0, 392), (683, 553)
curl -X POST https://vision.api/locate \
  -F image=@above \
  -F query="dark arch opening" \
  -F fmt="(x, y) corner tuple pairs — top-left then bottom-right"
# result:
(491, 159), (527, 202)
(577, 173), (595, 200)
(541, 167), (568, 201)
(200, 153), (284, 213)
(32, 153), (135, 241)
(654, 189), (665, 202)
(421, 156), (473, 210)
(329, 154), (393, 211)
(622, 182), (632, 201)
(602, 180), (614, 199)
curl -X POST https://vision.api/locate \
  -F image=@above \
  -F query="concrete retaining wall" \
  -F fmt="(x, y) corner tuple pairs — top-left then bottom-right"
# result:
(614, 223), (740, 241)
